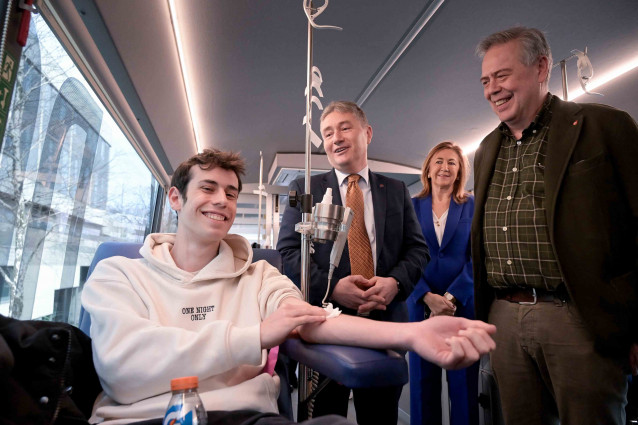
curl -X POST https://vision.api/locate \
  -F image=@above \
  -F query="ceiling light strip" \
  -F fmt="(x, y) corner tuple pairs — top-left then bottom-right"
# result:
(168, 0), (202, 153)
(355, 0), (445, 106)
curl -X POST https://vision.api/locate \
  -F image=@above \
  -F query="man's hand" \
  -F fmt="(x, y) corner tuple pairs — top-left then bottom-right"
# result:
(410, 316), (496, 370)
(424, 292), (456, 317)
(630, 343), (638, 376)
(359, 276), (400, 314)
(331, 275), (384, 310)
(260, 298), (327, 349)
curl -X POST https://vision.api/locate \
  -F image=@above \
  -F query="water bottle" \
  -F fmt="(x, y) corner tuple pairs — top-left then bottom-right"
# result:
(163, 376), (208, 425)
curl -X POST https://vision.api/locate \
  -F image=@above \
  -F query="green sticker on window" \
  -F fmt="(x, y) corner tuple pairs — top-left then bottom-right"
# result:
(0, 50), (17, 143)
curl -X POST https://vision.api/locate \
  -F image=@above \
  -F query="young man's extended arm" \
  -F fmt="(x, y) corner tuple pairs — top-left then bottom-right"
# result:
(261, 297), (496, 370)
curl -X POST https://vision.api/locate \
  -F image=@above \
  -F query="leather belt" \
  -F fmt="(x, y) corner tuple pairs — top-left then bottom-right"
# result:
(494, 286), (569, 305)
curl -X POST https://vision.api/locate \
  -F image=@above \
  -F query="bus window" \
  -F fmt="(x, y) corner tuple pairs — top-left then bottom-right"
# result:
(0, 14), (160, 325)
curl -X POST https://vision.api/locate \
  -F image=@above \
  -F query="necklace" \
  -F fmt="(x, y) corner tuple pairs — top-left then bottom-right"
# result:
(433, 208), (448, 228)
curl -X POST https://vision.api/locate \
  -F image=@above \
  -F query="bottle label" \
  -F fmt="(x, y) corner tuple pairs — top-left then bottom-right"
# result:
(163, 404), (195, 425)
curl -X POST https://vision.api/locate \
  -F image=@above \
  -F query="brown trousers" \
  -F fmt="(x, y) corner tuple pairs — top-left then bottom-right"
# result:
(488, 298), (629, 425)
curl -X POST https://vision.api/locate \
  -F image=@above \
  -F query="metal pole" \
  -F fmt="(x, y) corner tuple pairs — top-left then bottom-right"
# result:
(355, 0), (445, 106)
(257, 151), (263, 245)
(560, 59), (569, 101)
(299, 0), (314, 414)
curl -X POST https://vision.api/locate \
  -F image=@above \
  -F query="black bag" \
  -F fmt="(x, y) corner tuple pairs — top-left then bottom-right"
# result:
(0, 314), (102, 425)
(478, 354), (504, 425)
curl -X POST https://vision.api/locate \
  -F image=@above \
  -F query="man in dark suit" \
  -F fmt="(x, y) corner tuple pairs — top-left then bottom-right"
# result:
(472, 26), (638, 425)
(277, 101), (428, 423)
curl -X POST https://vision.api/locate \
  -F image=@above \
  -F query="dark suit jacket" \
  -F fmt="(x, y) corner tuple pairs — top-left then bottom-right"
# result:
(408, 195), (475, 322)
(277, 169), (428, 322)
(472, 95), (638, 354)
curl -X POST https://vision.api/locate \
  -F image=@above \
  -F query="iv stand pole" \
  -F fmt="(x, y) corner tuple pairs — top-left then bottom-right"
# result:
(299, 0), (315, 414)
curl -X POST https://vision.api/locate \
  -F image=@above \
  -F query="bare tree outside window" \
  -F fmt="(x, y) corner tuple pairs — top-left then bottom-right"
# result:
(0, 14), (158, 322)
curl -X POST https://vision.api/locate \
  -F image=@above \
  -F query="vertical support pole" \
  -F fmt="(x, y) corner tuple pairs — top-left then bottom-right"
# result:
(257, 150), (264, 245)
(560, 59), (568, 101)
(299, 0), (315, 418)
(302, 2), (314, 320)
(273, 194), (280, 246)
(265, 190), (273, 247)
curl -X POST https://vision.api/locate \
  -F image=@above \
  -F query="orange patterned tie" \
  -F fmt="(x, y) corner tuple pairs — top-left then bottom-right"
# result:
(346, 174), (374, 279)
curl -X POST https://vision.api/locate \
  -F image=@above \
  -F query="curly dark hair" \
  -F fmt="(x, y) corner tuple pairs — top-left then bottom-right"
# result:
(170, 149), (246, 201)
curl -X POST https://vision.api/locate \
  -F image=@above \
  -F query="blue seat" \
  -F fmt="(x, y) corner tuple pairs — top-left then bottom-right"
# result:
(79, 242), (142, 334)
(79, 242), (407, 417)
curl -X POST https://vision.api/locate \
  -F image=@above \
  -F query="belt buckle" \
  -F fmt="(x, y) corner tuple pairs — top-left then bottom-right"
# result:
(518, 288), (537, 305)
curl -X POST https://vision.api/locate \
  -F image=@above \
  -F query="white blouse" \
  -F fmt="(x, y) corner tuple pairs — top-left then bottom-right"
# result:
(432, 209), (449, 246)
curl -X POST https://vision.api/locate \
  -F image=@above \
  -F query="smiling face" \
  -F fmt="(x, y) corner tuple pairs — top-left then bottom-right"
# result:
(169, 165), (239, 249)
(480, 40), (549, 138)
(427, 148), (460, 191)
(320, 111), (372, 174)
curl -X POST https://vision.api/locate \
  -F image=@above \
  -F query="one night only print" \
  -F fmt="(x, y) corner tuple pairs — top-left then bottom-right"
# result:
(182, 305), (215, 321)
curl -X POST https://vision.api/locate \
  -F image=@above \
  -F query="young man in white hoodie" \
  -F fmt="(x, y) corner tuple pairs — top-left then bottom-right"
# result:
(82, 149), (496, 425)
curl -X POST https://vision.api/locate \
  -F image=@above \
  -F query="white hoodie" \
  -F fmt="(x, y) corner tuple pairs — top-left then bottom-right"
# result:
(81, 233), (301, 424)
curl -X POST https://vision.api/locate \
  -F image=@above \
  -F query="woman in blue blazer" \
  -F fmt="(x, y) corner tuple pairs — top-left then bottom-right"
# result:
(408, 141), (478, 425)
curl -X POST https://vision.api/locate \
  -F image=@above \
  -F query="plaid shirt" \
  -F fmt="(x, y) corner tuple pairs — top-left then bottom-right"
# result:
(483, 95), (564, 290)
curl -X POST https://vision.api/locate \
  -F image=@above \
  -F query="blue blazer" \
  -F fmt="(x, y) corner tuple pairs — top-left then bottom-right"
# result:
(277, 169), (428, 322)
(408, 195), (475, 321)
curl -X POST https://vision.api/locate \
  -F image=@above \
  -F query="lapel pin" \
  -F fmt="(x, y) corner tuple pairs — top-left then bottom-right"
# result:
(573, 120), (578, 126)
